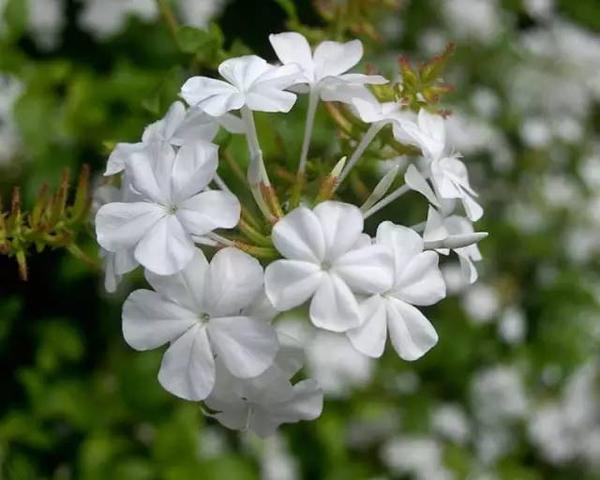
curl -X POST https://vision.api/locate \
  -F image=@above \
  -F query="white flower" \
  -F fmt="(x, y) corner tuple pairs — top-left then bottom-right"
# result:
(398, 109), (483, 221)
(77, 0), (158, 40)
(26, 0), (65, 50)
(423, 206), (483, 283)
(265, 201), (394, 332)
(394, 109), (447, 161)
(268, 32), (387, 103)
(96, 141), (240, 275)
(177, 0), (227, 29)
(347, 222), (446, 361)
(105, 101), (243, 176)
(205, 339), (323, 437)
(180, 55), (301, 116)
(122, 248), (279, 401)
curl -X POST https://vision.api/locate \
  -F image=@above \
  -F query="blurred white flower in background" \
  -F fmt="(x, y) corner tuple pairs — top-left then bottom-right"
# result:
(441, 0), (503, 44)
(471, 366), (528, 425)
(462, 283), (500, 324)
(381, 436), (453, 480)
(529, 362), (600, 468)
(78, 0), (158, 40)
(26, 0), (65, 49)
(178, 0), (228, 29)
(0, 76), (22, 166)
(431, 404), (471, 445)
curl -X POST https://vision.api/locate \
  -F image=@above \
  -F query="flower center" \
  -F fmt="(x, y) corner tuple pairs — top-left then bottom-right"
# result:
(198, 312), (210, 324)
(321, 260), (332, 271)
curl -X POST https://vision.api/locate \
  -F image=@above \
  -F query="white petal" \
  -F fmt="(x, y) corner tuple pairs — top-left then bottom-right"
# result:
(244, 293), (279, 323)
(423, 206), (448, 243)
(158, 325), (215, 400)
(176, 190), (240, 235)
(250, 379), (323, 437)
(309, 273), (362, 332)
(171, 107), (220, 145)
(245, 88), (298, 113)
(313, 39), (363, 80)
(113, 248), (138, 275)
(145, 248), (209, 312)
(271, 206), (325, 262)
(207, 315), (279, 378)
(461, 194), (484, 222)
(216, 113), (245, 134)
(211, 404), (250, 432)
(458, 253), (479, 284)
(218, 55), (269, 90)
(269, 32), (314, 75)
(105, 142), (144, 176)
(122, 289), (197, 350)
(347, 295), (388, 358)
(127, 142), (175, 204)
(386, 297), (438, 361)
(205, 247), (264, 317)
(376, 221), (424, 277)
(313, 201), (363, 260)
(405, 164), (440, 207)
(265, 260), (323, 311)
(180, 76), (242, 116)
(333, 244), (394, 294)
(95, 202), (165, 252)
(143, 101), (186, 142)
(170, 141), (218, 203)
(418, 109), (446, 152)
(392, 251), (446, 306)
(134, 215), (195, 275)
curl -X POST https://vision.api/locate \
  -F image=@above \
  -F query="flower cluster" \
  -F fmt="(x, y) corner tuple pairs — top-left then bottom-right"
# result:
(95, 31), (487, 436)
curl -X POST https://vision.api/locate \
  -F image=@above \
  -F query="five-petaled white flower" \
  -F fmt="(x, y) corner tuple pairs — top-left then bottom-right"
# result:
(122, 248), (280, 401)
(265, 201), (394, 332)
(180, 55), (301, 116)
(399, 109), (484, 221)
(96, 141), (240, 275)
(105, 101), (244, 176)
(424, 207), (483, 284)
(269, 31), (387, 104)
(205, 339), (323, 437)
(347, 222), (446, 361)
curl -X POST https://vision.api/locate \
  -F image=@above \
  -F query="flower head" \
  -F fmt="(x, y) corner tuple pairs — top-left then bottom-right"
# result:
(122, 248), (280, 401)
(265, 201), (394, 332)
(96, 141), (240, 275)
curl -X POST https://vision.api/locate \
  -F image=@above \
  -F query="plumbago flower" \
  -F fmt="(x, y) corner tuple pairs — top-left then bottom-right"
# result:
(264, 201), (393, 332)
(398, 109), (484, 221)
(95, 31), (488, 436)
(97, 141), (240, 275)
(105, 100), (244, 176)
(122, 248), (279, 400)
(347, 223), (446, 360)
(180, 55), (301, 116)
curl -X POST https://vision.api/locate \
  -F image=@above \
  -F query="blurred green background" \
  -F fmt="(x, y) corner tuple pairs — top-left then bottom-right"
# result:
(1, 0), (600, 478)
